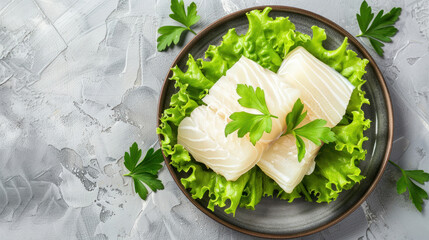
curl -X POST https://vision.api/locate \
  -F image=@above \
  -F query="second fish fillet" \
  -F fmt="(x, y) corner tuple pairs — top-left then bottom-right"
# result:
(258, 47), (355, 193)
(277, 46), (355, 127)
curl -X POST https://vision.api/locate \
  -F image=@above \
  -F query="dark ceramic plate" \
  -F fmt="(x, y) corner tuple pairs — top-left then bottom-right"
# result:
(157, 6), (393, 239)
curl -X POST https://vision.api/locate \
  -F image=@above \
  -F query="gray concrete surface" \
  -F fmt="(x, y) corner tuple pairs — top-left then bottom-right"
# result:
(0, 0), (428, 239)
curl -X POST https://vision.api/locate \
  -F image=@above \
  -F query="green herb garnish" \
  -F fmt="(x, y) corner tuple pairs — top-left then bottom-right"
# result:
(225, 84), (278, 145)
(283, 99), (336, 162)
(389, 160), (429, 212)
(157, 0), (200, 51)
(124, 143), (164, 200)
(356, 0), (401, 56)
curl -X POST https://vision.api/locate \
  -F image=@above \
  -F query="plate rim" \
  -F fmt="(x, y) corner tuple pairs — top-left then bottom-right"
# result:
(157, 5), (393, 239)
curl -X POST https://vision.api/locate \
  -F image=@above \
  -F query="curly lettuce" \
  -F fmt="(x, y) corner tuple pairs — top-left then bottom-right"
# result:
(157, 7), (370, 215)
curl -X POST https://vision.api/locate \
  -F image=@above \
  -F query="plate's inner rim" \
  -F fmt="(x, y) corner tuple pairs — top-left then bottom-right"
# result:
(158, 5), (393, 239)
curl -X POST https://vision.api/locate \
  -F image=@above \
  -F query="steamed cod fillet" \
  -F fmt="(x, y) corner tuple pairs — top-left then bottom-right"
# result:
(257, 47), (355, 193)
(178, 105), (265, 181)
(277, 46), (355, 127)
(203, 56), (300, 144)
(257, 134), (319, 193)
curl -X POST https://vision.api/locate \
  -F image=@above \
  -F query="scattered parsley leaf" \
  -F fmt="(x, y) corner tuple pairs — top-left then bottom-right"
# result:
(283, 99), (336, 162)
(169, 0), (200, 28)
(124, 142), (142, 172)
(225, 84), (278, 145)
(356, 0), (401, 56)
(133, 148), (164, 175)
(157, 26), (188, 52)
(124, 143), (164, 200)
(389, 160), (429, 212)
(405, 170), (429, 184)
(157, 0), (200, 51)
(356, 0), (374, 33)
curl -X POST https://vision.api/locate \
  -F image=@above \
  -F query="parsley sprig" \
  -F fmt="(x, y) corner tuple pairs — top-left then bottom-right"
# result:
(225, 84), (278, 145)
(124, 143), (164, 200)
(157, 0), (200, 51)
(389, 160), (429, 212)
(356, 0), (402, 56)
(282, 99), (336, 162)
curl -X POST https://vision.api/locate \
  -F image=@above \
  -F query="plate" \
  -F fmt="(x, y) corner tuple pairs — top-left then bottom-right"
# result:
(157, 6), (393, 238)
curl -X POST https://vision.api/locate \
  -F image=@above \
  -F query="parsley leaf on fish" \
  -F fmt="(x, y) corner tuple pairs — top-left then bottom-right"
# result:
(157, 0), (200, 51)
(225, 84), (278, 145)
(356, 0), (401, 56)
(124, 143), (164, 200)
(283, 99), (336, 162)
(389, 160), (429, 212)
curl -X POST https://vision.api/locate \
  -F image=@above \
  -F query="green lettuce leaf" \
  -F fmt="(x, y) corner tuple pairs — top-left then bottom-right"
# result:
(303, 144), (366, 202)
(239, 167), (264, 210)
(333, 111), (370, 153)
(181, 163), (249, 215)
(171, 55), (212, 102)
(157, 7), (370, 214)
(156, 81), (199, 170)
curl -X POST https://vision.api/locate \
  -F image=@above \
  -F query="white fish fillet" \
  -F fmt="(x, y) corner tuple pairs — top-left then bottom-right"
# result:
(203, 56), (300, 144)
(277, 46), (355, 127)
(258, 47), (355, 193)
(257, 134), (319, 193)
(178, 105), (265, 181)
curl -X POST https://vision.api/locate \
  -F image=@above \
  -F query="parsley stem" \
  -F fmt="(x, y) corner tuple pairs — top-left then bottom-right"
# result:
(388, 160), (402, 171)
(188, 28), (197, 35)
(356, 33), (372, 38)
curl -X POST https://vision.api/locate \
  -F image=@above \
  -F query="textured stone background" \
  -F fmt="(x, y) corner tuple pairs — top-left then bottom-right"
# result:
(0, 0), (428, 239)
